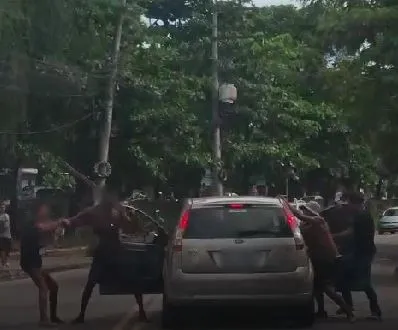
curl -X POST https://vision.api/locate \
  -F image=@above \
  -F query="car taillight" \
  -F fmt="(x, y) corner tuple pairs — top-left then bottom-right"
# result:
(229, 203), (244, 209)
(282, 205), (305, 250)
(179, 210), (189, 230)
(173, 210), (189, 252)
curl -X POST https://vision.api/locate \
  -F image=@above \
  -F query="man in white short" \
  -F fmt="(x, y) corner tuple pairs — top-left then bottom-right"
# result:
(0, 201), (12, 268)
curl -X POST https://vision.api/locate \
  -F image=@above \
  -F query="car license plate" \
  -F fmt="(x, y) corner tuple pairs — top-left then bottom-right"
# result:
(223, 252), (252, 267)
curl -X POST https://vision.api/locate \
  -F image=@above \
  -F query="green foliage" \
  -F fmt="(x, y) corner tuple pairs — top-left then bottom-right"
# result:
(16, 143), (75, 189)
(0, 0), (384, 194)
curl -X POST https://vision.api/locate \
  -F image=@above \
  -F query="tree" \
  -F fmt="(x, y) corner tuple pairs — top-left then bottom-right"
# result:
(304, 0), (398, 179)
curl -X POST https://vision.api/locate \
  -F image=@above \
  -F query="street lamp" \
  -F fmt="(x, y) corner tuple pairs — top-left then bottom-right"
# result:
(211, 0), (237, 197)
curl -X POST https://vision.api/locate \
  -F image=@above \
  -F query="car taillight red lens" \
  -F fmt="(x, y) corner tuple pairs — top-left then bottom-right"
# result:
(179, 211), (190, 230)
(173, 211), (189, 252)
(229, 203), (244, 209)
(284, 208), (297, 230)
(282, 205), (304, 250)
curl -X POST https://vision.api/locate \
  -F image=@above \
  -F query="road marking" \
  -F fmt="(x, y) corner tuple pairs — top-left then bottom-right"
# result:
(112, 295), (158, 330)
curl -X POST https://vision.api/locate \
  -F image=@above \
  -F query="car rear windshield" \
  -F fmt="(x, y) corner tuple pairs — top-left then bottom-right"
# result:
(384, 209), (398, 217)
(184, 205), (292, 239)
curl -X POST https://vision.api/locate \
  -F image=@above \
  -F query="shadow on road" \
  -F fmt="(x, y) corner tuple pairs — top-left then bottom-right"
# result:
(0, 313), (126, 330)
(146, 309), (398, 330)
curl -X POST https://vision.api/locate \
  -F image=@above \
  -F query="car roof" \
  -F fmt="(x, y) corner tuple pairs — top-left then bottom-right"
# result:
(385, 207), (398, 211)
(188, 196), (282, 208)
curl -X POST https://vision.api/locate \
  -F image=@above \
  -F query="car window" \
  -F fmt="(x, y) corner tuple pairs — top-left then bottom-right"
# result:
(184, 206), (292, 239)
(384, 209), (398, 217)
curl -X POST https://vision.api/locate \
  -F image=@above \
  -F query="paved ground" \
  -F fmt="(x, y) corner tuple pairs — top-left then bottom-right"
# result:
(0, 234), (397, 330)
(0, 255), (91, 281)
(0, 268), (147, 330)
(135, 261), (398, 330)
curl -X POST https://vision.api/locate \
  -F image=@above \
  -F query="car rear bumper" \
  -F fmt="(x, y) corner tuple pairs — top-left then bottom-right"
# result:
(165, 266), (313, 306)
(166, 293), (313, 307)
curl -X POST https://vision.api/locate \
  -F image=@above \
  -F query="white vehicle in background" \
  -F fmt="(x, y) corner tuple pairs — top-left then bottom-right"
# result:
(291, 198), (306, 209)
(379, 207), (398, 235)
(301, 195), (324, 208)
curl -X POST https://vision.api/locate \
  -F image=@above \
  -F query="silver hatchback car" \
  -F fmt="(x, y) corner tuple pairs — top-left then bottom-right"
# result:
(162, 196), (314, 328)
(379, 207), (398, 234)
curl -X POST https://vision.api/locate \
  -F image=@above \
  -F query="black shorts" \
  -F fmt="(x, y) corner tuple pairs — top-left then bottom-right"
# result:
(20, 255), (43, 273)
(0, 237), (11, 254)
(312, 258), (339, 290)
(87, 256), (103, 283)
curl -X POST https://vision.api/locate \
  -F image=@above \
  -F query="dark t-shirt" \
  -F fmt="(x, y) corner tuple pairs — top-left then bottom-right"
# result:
(20, 223), (42, 269)
(353, 210), (376, 256)
(93, 225), (120, 258)
(321, 204), (356, 255)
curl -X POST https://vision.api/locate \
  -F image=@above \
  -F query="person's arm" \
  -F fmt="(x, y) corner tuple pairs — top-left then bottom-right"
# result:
(35, 219), (63, 233)
(295, 212), (324, 225)
(288, 203), (323, 225)
(116, 205), (140, 234)
(66, 205), (98, 228)
(333, 227), (354, 239)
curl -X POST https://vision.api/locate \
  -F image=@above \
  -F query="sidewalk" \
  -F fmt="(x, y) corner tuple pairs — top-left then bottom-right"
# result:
(9, 245), (88, 259)
(0, 254), (91, 281)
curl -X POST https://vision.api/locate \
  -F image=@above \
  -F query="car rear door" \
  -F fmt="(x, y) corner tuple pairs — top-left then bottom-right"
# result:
(180, 203), (306, 275)
(99, 237), (165, 295)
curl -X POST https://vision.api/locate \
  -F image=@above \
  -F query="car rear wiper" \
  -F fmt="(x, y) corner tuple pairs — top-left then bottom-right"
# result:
(236, 229), (277, 237)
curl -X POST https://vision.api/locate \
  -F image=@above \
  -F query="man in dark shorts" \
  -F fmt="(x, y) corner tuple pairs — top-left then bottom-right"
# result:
(20, 201), (65, 327)
(64, 190), (147, 324)
(333, 192), (382, 321)
(288, 201), (355, 322)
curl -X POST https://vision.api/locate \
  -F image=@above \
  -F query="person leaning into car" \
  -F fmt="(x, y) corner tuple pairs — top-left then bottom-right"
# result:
(287, 202), (355, 322)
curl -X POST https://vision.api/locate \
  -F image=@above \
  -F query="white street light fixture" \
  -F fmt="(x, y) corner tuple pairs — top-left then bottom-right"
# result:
(219, 83), (237, 104)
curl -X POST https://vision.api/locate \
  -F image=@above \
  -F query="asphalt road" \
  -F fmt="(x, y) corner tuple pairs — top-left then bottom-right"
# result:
(1, 234), (398, 330)
(0, 268), (147, 330)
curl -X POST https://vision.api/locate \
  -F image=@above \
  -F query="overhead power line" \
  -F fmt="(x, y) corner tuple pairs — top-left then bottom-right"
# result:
(0, 112), (95, 135)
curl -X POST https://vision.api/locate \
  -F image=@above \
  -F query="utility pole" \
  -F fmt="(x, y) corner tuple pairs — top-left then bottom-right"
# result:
(95, 0), (127, 202)
(211, 0), (223, 197)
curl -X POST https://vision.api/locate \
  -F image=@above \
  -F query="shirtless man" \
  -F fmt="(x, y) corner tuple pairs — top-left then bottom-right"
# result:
(63, 190), (148, 324)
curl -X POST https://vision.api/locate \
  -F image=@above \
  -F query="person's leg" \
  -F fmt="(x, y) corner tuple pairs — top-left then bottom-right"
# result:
(364, 285), (382, 320)
(342, 290), (354, 308)
(324, 285), (355, 322)
(361, 255), (382, 320)
(135, 294), (148, 321)
(312, 261), (327, 318)
(336, 254), (355, 314)
(72, 260), (99, 324)
(28, 268), (52, 325)
(0, 250), (5, 266)
(315, 291), (328, 318)
(3, 238), (11, 267)
(42, 271), (63, 323)
(0, 239), (6, 266)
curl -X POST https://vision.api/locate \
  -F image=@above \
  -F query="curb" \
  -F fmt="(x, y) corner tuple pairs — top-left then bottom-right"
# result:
(9, 246), (88, 259)
(0, 262), (91, 282)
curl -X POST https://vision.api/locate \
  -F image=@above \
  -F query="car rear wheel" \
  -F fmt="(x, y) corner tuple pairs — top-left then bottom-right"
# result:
(294, 300), (315, 328)
(161, 295), (183, 329)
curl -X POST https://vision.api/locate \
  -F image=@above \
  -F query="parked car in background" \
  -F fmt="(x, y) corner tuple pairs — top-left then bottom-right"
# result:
(378, 207), (398, 234)
(301, 195), (324, 208)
